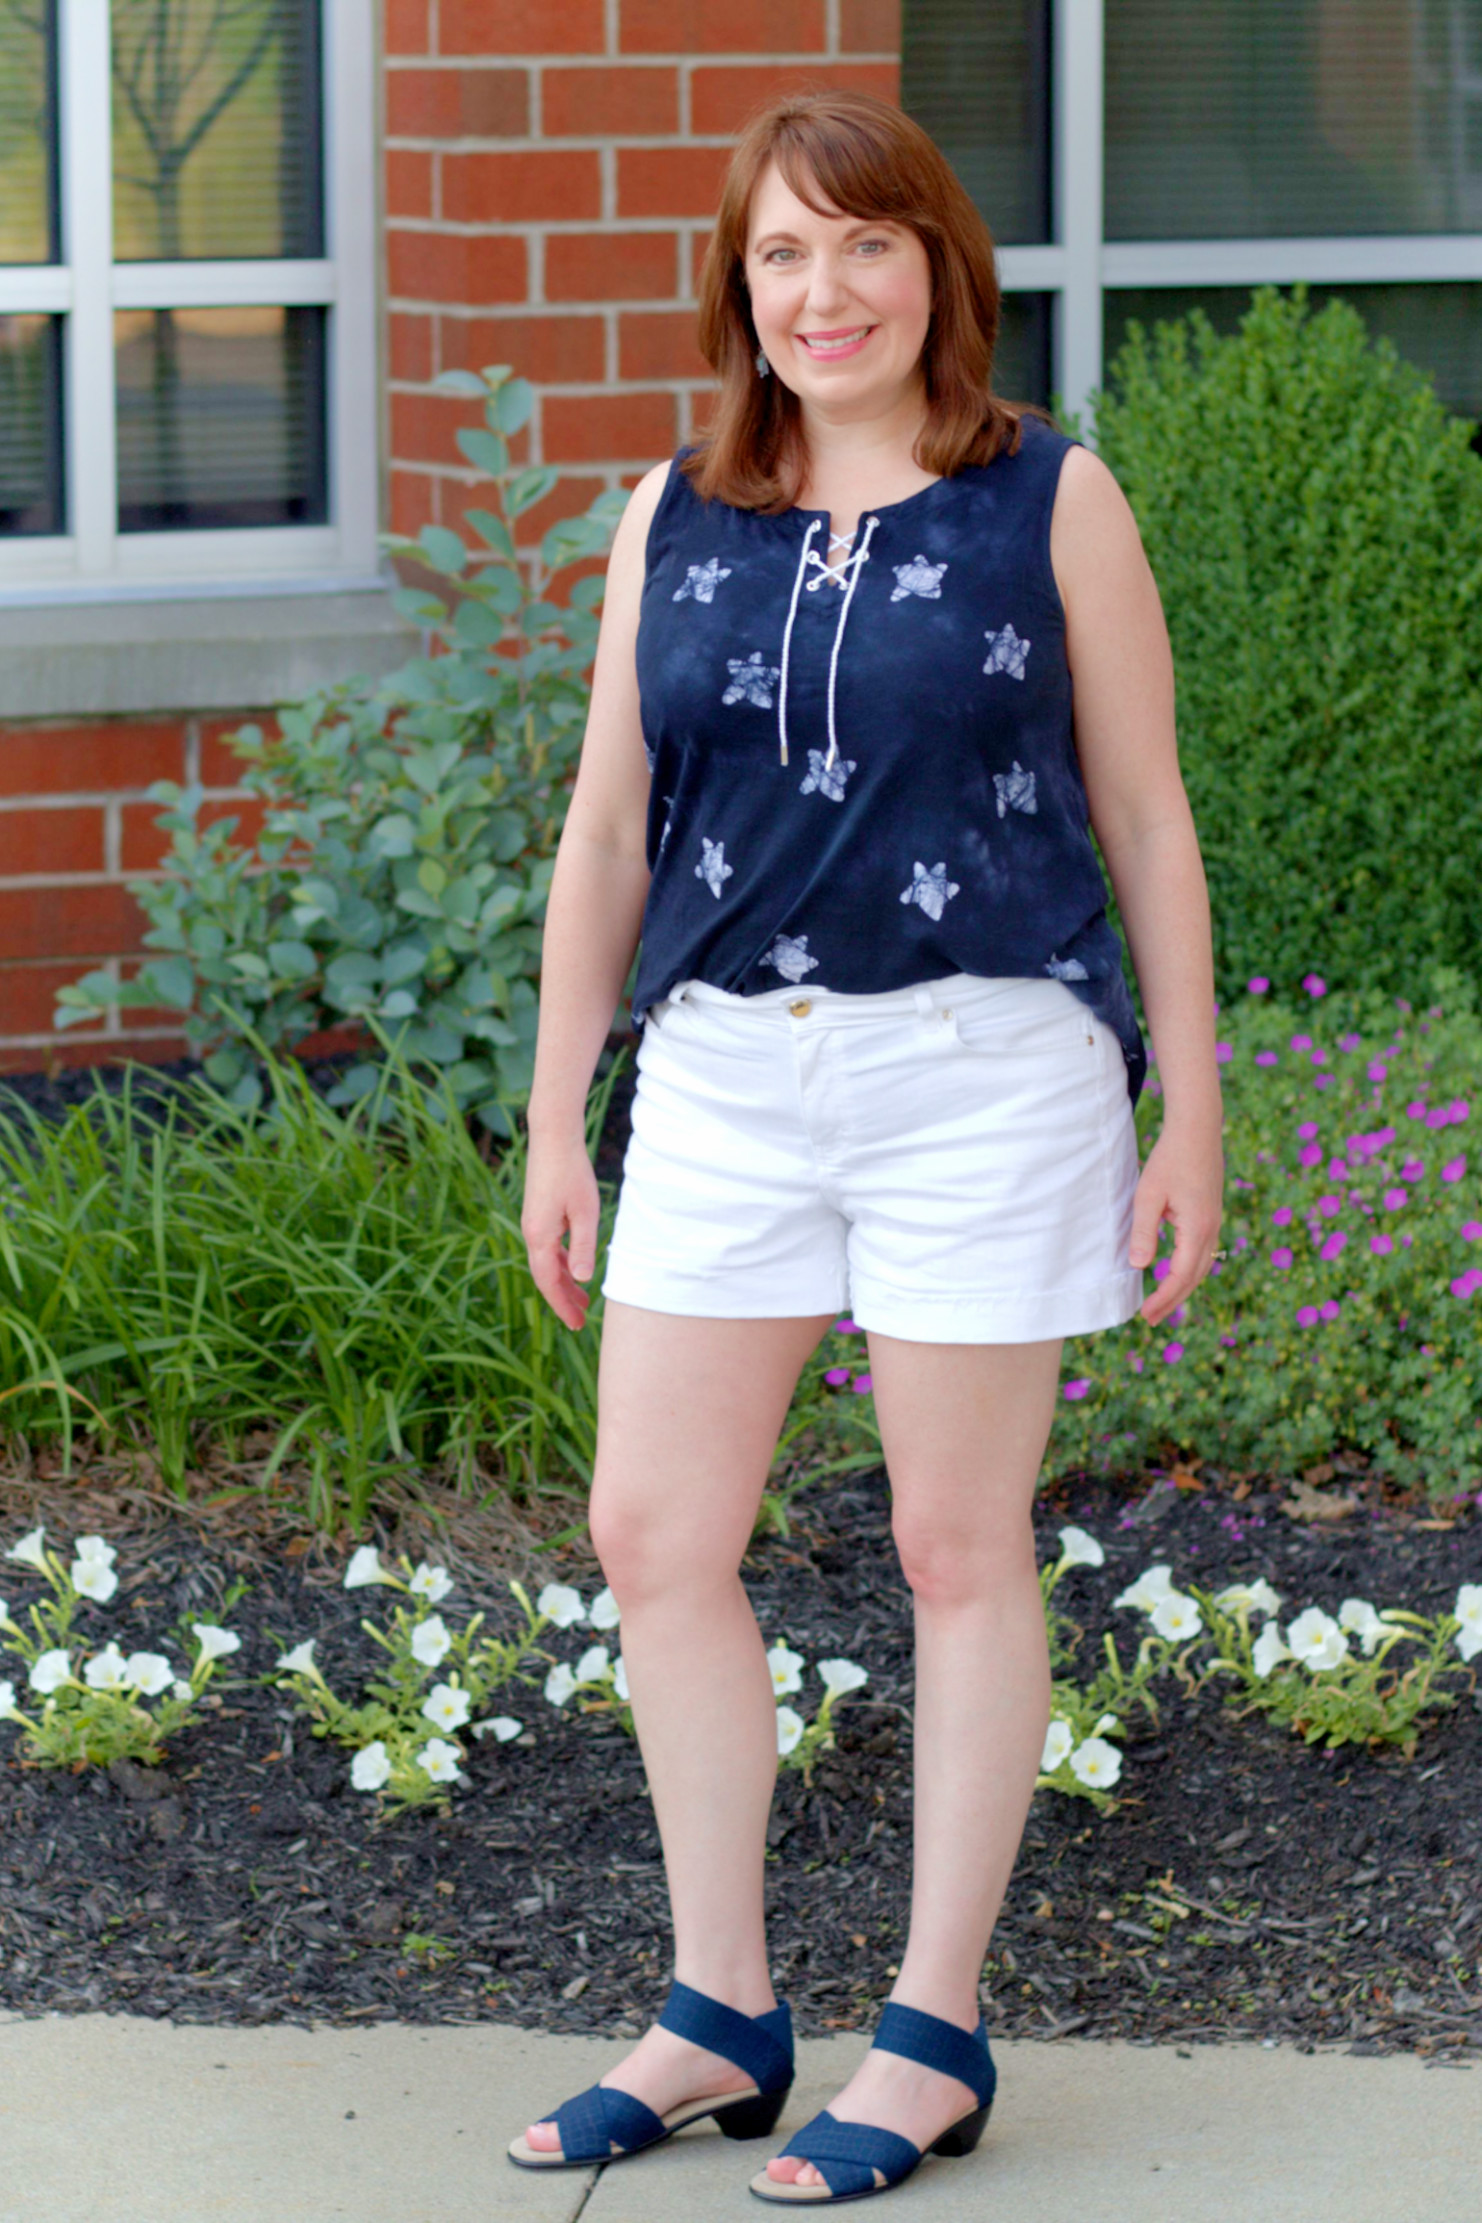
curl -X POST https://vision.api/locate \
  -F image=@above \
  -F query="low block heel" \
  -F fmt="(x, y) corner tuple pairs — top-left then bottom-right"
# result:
(713, 2087), (792, 2140)
(929, 2100), (992, 2159)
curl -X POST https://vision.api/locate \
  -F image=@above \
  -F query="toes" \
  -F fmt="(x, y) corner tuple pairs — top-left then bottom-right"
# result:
(526, 2123), (560, 2152)
(765, 2156), (806, 2183)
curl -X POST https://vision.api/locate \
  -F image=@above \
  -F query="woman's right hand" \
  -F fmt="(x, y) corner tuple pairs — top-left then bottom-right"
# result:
(521, 1137), (602, 1331)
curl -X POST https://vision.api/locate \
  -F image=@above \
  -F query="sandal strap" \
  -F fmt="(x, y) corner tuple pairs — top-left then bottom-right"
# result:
(658, 1980), (794, 2094)
(546, 2082), (666, 2162)
(776, 2107), (921, 2196)
(870, 2003), (994, 2110)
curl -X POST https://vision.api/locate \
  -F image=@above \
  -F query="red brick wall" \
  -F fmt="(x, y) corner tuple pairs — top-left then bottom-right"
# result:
(0, 3), (903, 1076)
(385, 0), (901, 544)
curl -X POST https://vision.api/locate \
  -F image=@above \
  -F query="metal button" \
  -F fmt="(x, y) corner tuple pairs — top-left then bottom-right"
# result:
(941, 1007), (952, 1020)
(788, 999), (812, 1017)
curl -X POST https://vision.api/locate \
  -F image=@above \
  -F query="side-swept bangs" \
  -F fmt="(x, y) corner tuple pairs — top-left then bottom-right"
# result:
(686, 89), (1048, 512)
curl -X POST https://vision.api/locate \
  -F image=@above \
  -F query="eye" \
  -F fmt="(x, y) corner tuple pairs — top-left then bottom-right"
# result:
(762, 247), (800, 265)
(853, 238), (890, 256)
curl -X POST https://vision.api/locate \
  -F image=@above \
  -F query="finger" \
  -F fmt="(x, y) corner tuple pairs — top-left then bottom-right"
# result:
(1145, 1229), (1219, 1320)
(1127, 1179), (1166, 1271)
(566, 1198), (599, 1285)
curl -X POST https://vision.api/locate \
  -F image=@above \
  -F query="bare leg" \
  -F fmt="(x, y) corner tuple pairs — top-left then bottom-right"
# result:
(766, 1332), (1060, 2188)
(525, 1298), (837, 2153)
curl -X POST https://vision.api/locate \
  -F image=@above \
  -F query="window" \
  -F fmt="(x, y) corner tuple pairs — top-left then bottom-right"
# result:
(0, 0), (377, 600)
(901, 0), (1482, 433)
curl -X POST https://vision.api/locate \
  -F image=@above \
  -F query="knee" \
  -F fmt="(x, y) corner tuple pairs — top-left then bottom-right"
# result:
(587, 1486), (738, 1610)
(891, 1507), (1037, 1610)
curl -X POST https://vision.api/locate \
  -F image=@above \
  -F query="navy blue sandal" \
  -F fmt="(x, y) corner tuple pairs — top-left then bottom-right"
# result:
(507, 1980), (794, 2170)
(748, 2000), (995, 2205)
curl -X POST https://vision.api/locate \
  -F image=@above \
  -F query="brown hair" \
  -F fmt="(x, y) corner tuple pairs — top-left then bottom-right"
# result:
(685, 89), (1046, 512)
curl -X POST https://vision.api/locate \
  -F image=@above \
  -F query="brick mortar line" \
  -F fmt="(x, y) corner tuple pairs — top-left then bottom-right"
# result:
(0, 791), (252, 813)
(386, 216), (720, 233)
(386, 130), (869, 150)
(384, 51), (889, 67)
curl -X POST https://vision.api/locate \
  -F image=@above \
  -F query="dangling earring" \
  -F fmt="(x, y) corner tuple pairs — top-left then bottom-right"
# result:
(755, 346), (770, 378)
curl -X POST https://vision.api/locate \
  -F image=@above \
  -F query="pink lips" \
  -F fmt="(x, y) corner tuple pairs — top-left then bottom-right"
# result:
(796, 325), (875, 361)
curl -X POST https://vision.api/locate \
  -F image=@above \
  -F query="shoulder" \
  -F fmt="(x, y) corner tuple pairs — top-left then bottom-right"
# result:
(613, 456), (681, 546)
(1049, 442), (1148, 575)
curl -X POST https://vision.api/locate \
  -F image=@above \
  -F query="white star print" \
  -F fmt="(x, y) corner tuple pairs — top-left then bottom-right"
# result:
(983, 623), (1030, 680)
(890, 555), (947, 602)
(759, 933), (819, 984)
(1046, 954), (1089, 981)
(899, 861), (960, 922)
(994, 761), (1037, 817)
(799, 749), (856, 803)
(673, 557), (732, 605)
(695, 836), (733, 898)
(722, 651), (782, 709)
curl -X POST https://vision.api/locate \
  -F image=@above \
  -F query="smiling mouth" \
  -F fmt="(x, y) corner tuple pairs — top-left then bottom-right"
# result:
(798, 326), (875, 354)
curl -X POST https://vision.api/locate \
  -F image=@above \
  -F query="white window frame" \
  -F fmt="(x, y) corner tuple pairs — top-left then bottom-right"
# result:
(0, 0), (379, 602)
(991, 0), (1482, 430)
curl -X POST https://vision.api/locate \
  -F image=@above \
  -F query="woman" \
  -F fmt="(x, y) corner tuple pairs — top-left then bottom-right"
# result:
(510, 90), (1222, 2206)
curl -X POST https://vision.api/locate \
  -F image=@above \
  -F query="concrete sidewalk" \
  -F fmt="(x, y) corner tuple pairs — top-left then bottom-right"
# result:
(0, 2013), (1475, 2223)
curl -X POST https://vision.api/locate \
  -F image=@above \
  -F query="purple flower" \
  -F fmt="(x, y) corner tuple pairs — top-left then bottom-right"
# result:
(833, 1317), (861, 1334)
(1296, 1305), (1320, 1328)
(1219, 1332), (1238, 1348)
(1216, 1042), (1233, 1064)
(1062, 1378), (1092, 1401)
(1367, 1061), (1387, 1082)
(1449, 1271), (1482, 1300)
(1328, 1157), (1349, 1179)
(1168, 1303), (1187, 1328)
(1462, 1221), (1482, 1240)
(1320, 1231), (1347, 1261)
(1317, 1195), (1342, 1218)
(1297, 1121), (1320, 1140)
(1255, 1049), (1279, 1067)
(851, 1371), (873, 1394)
(1339, 1032), (1362, 1052)
(1271, 1205), (1293, 1227)
(1315, 1074), (1335, 1089)
(1426, 1106), (1452, 1129)
(1233, 1233), (1251, 1252)
(1442, 1155), (1466, 1183)
(1291, 1034), (1313, 1052)
(1163, 1342), (1184, 1364)
(1452, 1099), (1471, 1121)
(1382, 1187), (1407, 1210)
(1302, 974), (1327, 998)
(1401, 1158), (1425, 1183)
(1402, 1232), (1415, 1247)
(823, 1366), (850, 1386)
(1319, 1298), (1341, 1321)
(1310, 1047), (1328, 1065)
(1299, 1143), (1323, 1168)
(1248, 976), (1270, 994)
(1370, 1233), (1393, 1256)
(1406, 1101), (1427, 1120)
(1128, 1353), (1145, 1373)
(1271, 1247), (1293, 1269)
(1153, 1259), (1172, 1283)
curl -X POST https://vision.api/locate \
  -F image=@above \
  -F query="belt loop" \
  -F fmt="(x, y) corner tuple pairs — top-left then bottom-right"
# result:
(911, 983), (936, 1020)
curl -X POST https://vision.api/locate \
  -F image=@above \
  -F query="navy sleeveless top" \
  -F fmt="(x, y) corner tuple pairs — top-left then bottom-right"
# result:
(629, 416), (1147, 1104)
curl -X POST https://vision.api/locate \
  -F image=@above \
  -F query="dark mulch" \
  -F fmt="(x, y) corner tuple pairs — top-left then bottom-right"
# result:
(1, 1463), (1477, 2059)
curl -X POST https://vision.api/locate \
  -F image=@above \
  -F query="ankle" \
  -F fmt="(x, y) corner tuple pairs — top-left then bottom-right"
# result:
(670, 1967), (778, 2019)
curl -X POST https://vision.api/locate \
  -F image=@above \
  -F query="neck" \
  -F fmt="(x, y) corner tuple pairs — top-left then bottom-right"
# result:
(795, 376), (929, 495)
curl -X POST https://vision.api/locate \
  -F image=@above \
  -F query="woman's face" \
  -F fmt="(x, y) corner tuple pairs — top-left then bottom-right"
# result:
(743, 158), (932, 417)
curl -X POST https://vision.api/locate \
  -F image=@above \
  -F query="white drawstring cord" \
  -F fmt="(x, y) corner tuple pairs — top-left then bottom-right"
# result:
(776, 517), (820, 767)
(822, 514), (878, 773)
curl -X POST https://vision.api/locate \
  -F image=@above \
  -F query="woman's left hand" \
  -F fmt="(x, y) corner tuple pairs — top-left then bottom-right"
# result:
(1129, 1114), (1225, 1327)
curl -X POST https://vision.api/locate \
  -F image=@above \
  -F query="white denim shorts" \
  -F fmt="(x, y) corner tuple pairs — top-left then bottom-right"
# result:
(601, 970), (1144, 1344)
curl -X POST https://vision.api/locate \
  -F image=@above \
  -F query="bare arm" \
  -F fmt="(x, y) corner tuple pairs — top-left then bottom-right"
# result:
(521, 459), (670, 1328)
(1050, 444), (1224, 1325)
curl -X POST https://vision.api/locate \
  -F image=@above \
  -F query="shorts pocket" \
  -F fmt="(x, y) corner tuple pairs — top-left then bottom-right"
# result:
(946, 981), (1097, 1059)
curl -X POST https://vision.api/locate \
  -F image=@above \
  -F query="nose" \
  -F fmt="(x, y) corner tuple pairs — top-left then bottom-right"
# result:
(802, 253), (851, 319)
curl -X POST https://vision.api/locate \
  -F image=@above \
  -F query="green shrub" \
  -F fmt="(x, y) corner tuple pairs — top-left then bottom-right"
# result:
(1047, 967), (1482, 1501)
(1090, 286), (1482, 1003)
(56, 366), (628, 1135)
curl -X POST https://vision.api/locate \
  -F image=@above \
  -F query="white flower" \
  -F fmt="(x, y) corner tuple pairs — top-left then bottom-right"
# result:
(1214, 1579), (1283, 1618)
(344, 1544), (386, 1589)
(1453, 1584), (1482, 1663)
(1040, 1719), (1073, 1772)
(192, 1624), (241, 1662)
(6, 1527), (48, 1570)
(1337, 1598), (1385, 1656)
(276, 1640), (318, 1676)
(588, 1586), (621, 1631)
(409, 1561), (453, 1604)
(1113, 1563), (1175, 1613)
(1092, 1713), (1121, 1738)
(1150, 1591), (1204, 1643)
(776, 1705), (805, 1756)
(817, 1658), (869, 1697)
(0, 1679), (17, 1719)
(612, 1655), (629, 1702)
(29, 1648), (71, 1694)
(351, 1741), (391, 1791)
(421, 1682), (472, 1733)
(544, 1662), (578, 1707)
(575, 1643), (611, 1685)
(1056, 1526), (1104, 1569)
(171, 1680), (192, 1703)
(416, 1737), (464, 1784)
(1068, 1737), (1122, 1789)
(471, 1715), (524, 1742)
(409, 1614), (452, 1668)
(766, 1641), (806, 1697)
(1287, 1607), (1349, 1672)
(536, 1583), (586, 1629)
(1252, 1623), (1292, 1679)
(0, 1598), (9, 1626)
(83, 1642), (130, 1692)
(73, 1535), (117, 1569)
(71, 1558), (118, 1604)
(124, 1653), (174, 1697)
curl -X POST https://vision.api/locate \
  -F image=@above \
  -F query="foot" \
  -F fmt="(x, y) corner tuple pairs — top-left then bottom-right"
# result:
(764, 2039), (980, 2190)
(524, 2019), (763, 2156)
